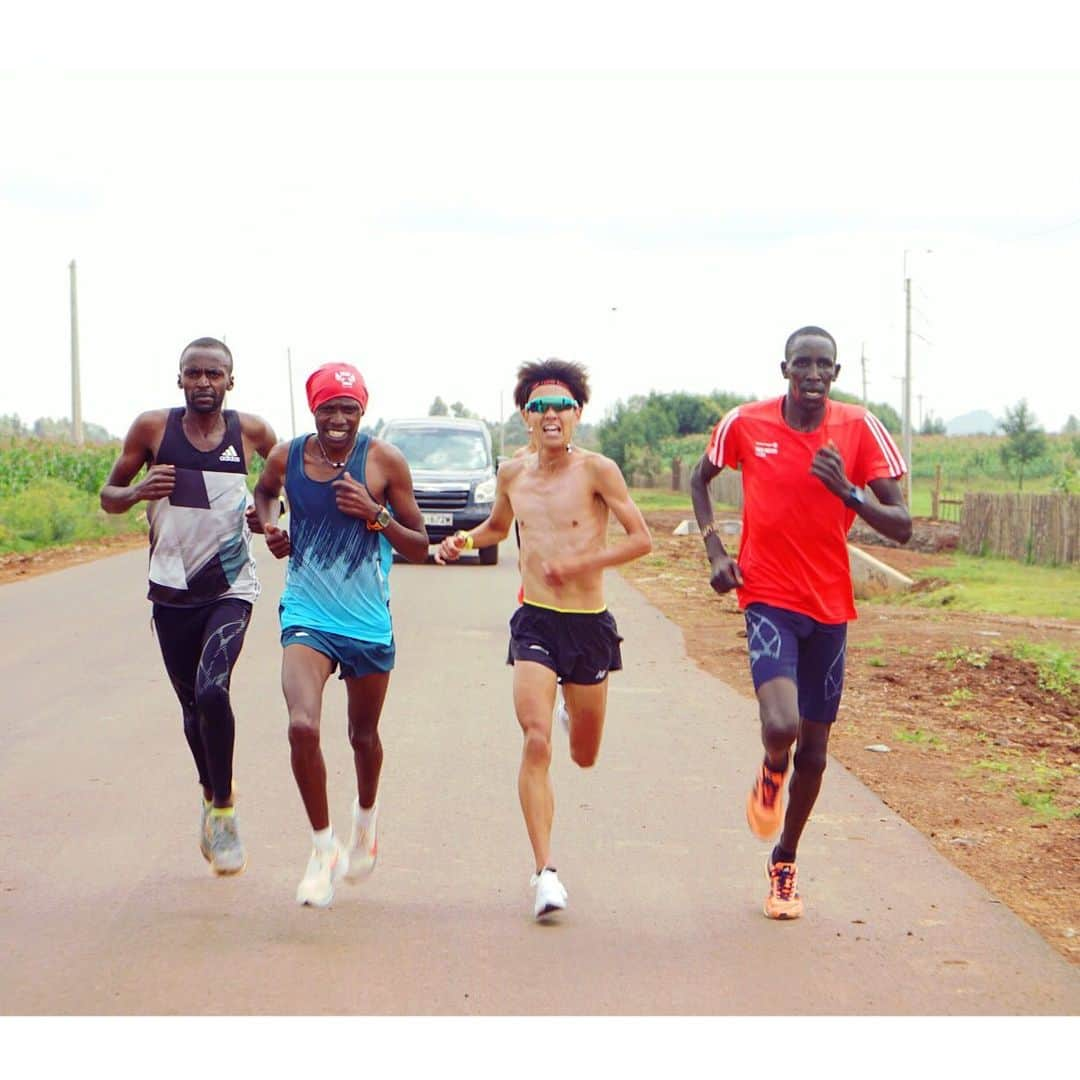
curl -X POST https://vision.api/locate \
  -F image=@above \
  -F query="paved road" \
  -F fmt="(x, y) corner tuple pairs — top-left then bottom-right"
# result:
(1, 541), (1077, 1014)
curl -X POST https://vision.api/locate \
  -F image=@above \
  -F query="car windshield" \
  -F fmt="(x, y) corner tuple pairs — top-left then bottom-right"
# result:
(385, 428), (490, 470)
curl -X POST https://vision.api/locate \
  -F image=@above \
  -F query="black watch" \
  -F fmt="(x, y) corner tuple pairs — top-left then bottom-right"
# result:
(368, 505), (392, 531)
(843, 485), (866, 510)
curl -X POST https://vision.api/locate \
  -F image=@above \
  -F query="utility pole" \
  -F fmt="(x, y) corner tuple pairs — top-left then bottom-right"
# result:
(860, 342), (868, 406)
(69, 259), (84, 446)
(903, 264), (913, 505)
(287, 347), (297, 438)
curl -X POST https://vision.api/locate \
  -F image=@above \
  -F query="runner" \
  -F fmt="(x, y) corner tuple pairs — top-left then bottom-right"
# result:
(253, 362), (428, 908)
(690, 326), (912, 919)
(100, 336), (277, 876)
(436, 359), (652, 920)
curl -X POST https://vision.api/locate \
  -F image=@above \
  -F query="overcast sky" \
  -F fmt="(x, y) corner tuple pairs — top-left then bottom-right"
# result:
(3, 3), (1079, 444)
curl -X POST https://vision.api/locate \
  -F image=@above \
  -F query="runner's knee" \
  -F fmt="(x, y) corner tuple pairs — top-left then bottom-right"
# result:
(570, 740), (599, 768)
(194, 682), (231, 721)
(288, 710), (320, 750)
(522, 727), (552, 768)
(347, 721), (380, 752)
(759, 703), (798, 748)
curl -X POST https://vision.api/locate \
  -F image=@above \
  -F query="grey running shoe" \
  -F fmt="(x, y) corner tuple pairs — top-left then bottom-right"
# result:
(208, 813), (247, 876)
(200, 801), (212, 862)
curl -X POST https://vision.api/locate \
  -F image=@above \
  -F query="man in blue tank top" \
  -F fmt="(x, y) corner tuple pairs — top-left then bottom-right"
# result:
(254, 362), (429, 908)
(101, 337), (277, 877)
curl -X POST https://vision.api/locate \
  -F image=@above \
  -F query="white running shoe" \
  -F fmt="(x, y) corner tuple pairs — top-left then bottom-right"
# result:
(554, 694), (570, 735)
(531, 867), (568, 921)
(296, 839), (349, 907)
(345, 798), (378, 882)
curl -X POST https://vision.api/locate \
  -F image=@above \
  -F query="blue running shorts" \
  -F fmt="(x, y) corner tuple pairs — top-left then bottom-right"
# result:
(743, 602), (847, 724)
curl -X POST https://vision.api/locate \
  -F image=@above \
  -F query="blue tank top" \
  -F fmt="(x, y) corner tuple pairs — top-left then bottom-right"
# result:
(279, 432), (394, 643)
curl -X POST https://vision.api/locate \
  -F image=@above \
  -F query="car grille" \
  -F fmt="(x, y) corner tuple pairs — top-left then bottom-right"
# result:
(415, 488), (470, 511)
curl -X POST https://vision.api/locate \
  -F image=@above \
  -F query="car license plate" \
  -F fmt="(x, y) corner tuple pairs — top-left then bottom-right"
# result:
(422, 512), (453, 527)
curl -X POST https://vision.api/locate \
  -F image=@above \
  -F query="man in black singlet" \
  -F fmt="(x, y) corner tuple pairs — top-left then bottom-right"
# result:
(101, 337), (277, 876)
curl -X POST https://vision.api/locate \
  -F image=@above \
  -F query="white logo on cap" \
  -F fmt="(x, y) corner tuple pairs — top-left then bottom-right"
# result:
(335, 371), (357, 388)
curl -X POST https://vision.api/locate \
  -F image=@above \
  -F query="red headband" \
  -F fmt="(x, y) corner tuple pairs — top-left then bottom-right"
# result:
(306, 363), (369, 413)
(527, 380), (576, 401)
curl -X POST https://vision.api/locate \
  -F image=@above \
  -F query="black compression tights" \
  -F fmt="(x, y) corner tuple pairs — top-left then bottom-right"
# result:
(153, 599), (252, 805)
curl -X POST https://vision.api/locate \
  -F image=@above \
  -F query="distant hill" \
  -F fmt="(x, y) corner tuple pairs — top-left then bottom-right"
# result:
(945, 410), (998, 436)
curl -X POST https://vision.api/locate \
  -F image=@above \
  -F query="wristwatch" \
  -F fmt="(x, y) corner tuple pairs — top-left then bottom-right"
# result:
(843, 485), (866, 510)
(367, 505), (392, 531)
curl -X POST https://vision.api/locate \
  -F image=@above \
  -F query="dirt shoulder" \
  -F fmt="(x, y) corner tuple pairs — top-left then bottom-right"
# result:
(0, 534), (146, 586)
(620, 510), (1079, 965)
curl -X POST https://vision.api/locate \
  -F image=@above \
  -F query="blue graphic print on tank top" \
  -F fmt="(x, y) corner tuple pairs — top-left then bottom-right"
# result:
(279, 433), (393, 644)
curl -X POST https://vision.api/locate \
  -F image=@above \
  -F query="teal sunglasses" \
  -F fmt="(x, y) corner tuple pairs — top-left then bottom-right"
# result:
(525, 395), (578, 414)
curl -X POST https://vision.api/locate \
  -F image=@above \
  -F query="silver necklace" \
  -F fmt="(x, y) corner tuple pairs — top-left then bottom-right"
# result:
(316, 433), (356, 469)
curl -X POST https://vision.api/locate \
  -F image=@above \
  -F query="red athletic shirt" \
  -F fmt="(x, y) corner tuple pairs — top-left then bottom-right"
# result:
(705, 396), (906, 624)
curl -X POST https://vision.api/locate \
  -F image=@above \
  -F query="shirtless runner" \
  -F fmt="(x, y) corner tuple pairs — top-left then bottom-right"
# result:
(436, 358), (652, 920)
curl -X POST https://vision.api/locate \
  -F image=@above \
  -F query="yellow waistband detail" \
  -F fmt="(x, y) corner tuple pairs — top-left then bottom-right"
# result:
(522, 599), (607, 615)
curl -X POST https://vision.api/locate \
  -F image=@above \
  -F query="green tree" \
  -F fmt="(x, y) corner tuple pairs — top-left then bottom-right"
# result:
(428, 396), (449, 416)
(596, 390), (751, 471)
(999, 399), (1047, 491)
(831, 390), (902, 434)
(1062, 414), (1079, 436)
(0, 414), (29, 438)
(449, 401), (477, 419)
(920, 413), (947, 436)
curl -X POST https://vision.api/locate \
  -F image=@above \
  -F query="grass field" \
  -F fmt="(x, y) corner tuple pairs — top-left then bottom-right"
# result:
(891, 553), (1080, 620)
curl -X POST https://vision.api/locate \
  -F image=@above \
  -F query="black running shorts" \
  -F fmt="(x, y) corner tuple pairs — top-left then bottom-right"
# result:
(507, 602), (623, 685)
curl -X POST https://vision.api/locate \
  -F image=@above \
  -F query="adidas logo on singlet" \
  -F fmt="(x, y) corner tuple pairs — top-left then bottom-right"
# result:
(219, 445), (241, 463)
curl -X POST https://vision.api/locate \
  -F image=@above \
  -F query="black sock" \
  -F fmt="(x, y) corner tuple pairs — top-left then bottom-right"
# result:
(771, 844), (796, 865)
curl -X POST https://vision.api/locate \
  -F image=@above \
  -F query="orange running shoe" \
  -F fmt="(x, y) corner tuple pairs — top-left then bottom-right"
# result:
(764, 857), (803, 919)
(746, 761), (786, 839)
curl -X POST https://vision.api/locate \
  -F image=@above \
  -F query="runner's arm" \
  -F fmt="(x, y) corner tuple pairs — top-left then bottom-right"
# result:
(568, 456), (652, 576)
(241, 413), (279, 463)
(690, 454), (743, 592)
(253, 441), (292, 558)
(434, 463), (516, 563)
(811, 441), (912, 545)
(241, 414), (279, 533)
(863, 477), (913, 544)
(372, 443), (430, 564)
(100, 412), (174, 513)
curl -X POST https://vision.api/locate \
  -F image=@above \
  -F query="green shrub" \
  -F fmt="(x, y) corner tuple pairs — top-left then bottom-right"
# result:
(0, 478), (145, 553)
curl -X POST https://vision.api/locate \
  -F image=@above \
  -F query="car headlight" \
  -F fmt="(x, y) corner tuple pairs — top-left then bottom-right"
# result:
(474, 476), (497, 504)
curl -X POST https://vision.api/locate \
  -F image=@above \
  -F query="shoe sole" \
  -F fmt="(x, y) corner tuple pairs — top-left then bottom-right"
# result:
(763, 905), (802, 920)
(211, 857), (247, 877)
(297, 889), (334, 908)
(535, 902), (566, 921)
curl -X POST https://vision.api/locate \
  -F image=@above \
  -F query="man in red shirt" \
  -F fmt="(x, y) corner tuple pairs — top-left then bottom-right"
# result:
(690, 326), (912, 919)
